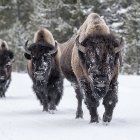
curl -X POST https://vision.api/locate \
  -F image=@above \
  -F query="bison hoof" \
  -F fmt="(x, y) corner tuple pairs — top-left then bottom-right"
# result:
(43, 106), (49, 112)
(49, 110), (55, 114)
(76, 110), (83, 119)
(49, 105), (56, 111)
(103, 113), (112, 123)
(0, 94), (5, 98)
(103, 121), (110, 126)
(90, 116), (99, 123)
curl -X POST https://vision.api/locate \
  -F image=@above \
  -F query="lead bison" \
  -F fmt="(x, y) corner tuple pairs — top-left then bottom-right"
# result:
(0, 39), (14, 98)
(60, 13), (124, 123)
(24, 28), (63, 112)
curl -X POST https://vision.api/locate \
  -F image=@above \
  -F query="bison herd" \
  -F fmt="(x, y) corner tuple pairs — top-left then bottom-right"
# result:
(0, 13), (124, 124)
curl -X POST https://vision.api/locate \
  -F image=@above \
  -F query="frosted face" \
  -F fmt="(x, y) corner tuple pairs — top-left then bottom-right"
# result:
(86, 48), (115, 99)
(25, 42), (57, 82)
(32, 54), (52, 81)
(79, 40), (117, 99)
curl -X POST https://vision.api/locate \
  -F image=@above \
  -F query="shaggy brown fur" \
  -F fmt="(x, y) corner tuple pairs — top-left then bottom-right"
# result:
(60, 13), (123, 123)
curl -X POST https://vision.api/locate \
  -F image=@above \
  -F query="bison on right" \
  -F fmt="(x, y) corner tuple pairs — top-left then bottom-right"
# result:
(60, 13), (124, 124)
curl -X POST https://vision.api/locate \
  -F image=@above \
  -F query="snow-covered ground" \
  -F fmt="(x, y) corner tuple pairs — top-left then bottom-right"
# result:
(0, 73), (140, 140)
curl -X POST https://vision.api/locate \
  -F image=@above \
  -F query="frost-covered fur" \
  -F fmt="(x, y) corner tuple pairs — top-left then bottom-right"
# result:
(0, 39), (14, 98)
(60, 13), (123, 123)
(24, 28), (63, 112)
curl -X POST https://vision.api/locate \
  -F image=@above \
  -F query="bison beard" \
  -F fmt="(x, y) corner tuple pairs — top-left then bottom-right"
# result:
(32, 69), (63, 112)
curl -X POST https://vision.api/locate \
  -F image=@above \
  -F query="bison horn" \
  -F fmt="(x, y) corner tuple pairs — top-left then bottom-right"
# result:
(24, 40), (31, 54)
(48, 41), (58, 55)
(76, 36), (86, 53)
(7, 59), (15, 66)
(114, 37), (124, 53)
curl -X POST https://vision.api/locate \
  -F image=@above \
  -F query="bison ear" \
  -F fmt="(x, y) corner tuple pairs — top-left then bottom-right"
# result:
(24, 53), (31, 60)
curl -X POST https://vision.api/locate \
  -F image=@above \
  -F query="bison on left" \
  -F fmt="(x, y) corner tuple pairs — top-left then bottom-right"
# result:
(0, 39), (14, 98)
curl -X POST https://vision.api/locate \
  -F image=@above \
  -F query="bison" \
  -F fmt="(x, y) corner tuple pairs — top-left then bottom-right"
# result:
(0, 39), (14, 98)
(60, 13), (124, 123)
(24, 28), (63, 112)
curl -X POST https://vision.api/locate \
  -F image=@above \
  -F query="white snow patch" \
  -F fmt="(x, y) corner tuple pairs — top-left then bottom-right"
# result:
(0, 73), (140, 140)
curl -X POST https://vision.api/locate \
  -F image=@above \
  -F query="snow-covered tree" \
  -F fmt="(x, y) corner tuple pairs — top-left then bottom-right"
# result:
(122, 0), (140, 74)
(0, 0), (139, 73)
(100, 0), (127, 34)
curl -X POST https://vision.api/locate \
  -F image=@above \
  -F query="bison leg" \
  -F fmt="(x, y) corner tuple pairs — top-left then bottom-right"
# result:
(54, 78), (63, 106)
(0, 79), (11, 98)
(33, 85), (49, 111)
(79, 78), (99, 123)
(38, 92), (49, 112)
(72, 82), (84, 118)
(102, 80), (118, 123)
(0, 91), (5, 98)
(47, 77), (63, 112)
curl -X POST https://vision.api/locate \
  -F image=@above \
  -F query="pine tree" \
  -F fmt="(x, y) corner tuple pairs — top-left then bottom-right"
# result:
(123, 0), (140, 74)
(0, 0), (139, 74)
(100, 0), (127, 34)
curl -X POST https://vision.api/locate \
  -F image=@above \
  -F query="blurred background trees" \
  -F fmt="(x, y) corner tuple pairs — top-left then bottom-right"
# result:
(0, 0), (139, 74)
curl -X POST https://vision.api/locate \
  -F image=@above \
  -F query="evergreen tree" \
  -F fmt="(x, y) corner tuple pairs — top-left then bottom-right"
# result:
(0, 0), (139, 74)
(122, 0), (140, 74)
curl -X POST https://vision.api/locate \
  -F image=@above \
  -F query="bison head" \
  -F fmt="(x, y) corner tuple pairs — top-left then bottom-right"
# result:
(0, 49), (14, 82)
(24, 40), (58, 82)
(76, 34), (124, 99)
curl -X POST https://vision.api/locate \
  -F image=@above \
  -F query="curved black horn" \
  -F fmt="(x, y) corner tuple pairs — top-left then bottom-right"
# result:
(7, 59), (15, 66)
(76, 36), (86, 53)
(115, 37), (124, 53)
(48, 41), (58, 55)
(24, 40), (31, 54)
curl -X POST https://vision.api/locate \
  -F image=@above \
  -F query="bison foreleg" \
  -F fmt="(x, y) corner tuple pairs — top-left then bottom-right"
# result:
(33, 85), (49, 111)
(102, 80), (118, 123)
(79, 78), (99, 123)
(72, 82), (84, 119)
(0, 91), (5, 98)
(54, 78), (63, 106)
(47, 77), (63, 111)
